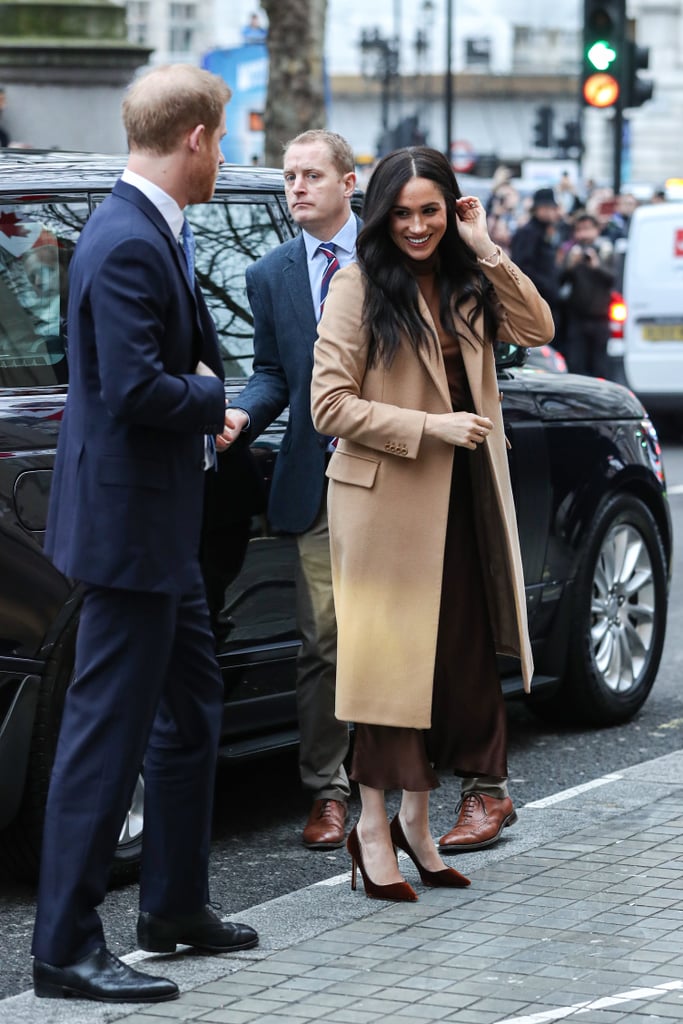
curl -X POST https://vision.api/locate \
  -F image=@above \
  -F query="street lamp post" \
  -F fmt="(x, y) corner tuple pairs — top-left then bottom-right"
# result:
(359, 27), (400, 146)
(445, 0), (453, 159)
(414, 1), (435, 144)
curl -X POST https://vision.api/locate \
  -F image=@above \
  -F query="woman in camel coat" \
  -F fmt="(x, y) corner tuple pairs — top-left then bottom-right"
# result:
(311, 147), (554, 902)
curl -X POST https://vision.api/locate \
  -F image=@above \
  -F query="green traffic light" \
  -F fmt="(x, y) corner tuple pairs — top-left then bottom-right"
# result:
(587, 39), (617, 70)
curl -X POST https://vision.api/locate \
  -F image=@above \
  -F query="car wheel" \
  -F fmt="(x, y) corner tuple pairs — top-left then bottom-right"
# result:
(546, 493), (668, 726)
(0, 616), (143, 884)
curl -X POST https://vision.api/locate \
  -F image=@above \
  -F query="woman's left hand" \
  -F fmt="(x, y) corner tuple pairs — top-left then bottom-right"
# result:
(455, 196), (495, 257)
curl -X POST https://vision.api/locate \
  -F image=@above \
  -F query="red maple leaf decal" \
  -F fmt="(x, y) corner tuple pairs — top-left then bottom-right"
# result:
(0, 210), (29, 239)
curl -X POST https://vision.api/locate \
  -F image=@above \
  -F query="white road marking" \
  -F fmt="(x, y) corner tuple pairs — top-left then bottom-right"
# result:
(493, 980), (683, 1024)
(667, 483), (683, 494)
(524, 773), (623, 808)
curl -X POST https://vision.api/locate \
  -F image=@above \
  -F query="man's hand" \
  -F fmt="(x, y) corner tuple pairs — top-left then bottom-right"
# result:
(216, 407), (249, 452)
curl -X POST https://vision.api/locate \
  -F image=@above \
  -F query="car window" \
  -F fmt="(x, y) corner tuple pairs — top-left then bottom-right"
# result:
(0, 202), (88, 388)
(187, 198), (286, 377)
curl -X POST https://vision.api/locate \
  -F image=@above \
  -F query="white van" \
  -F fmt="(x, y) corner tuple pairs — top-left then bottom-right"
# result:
(621, 201), (683, 419)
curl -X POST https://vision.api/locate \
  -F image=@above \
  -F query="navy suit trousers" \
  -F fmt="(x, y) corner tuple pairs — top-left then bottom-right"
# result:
(32, 567), (223, 965)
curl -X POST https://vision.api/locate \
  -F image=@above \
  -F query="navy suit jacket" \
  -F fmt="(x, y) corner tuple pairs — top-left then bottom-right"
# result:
(238, 217), (360, 534)
(45, 180), (227, 594)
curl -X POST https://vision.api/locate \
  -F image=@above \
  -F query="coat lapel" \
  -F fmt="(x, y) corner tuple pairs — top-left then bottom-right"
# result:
(415, 290), (452, 410)
(413, 288), (486, 413)
(113, 179), (197, 300)
(112, 179), (218, 374)
(283, 236), (317, 359)
(459, 327), (484, 413)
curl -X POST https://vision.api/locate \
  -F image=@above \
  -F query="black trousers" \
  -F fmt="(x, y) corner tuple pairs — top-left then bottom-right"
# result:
(32, 567), (223, 965)
(563, 315), (609, 377)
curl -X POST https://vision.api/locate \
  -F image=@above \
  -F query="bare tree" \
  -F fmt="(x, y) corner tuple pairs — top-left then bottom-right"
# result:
(260, 0), (328, 167)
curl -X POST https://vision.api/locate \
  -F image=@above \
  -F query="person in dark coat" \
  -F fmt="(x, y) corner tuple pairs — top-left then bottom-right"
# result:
(31, 64), (258, 1006)
(221, 130), (358, 853)
(510, 187), (561, 336)
(558, 212), (615, 377)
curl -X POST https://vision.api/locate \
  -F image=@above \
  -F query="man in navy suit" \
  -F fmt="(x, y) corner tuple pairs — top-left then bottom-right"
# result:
(31, 64), (257, 1005)
(223, 130), (357, 849)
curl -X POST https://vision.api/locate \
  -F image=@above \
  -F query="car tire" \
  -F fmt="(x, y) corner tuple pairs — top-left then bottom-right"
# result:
(0, 616), (143, 885)
(533, 492), (668, 727)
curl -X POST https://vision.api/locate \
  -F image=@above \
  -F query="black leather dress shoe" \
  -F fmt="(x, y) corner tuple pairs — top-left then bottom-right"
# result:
(137, 905), (259, 954)
(33, 946), (179, 1002)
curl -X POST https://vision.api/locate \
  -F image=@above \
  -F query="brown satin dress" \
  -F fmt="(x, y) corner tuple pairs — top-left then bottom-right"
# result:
(350, 268), (508, 791)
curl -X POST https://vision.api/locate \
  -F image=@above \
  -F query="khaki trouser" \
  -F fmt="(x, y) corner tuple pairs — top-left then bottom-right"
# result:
(296, 500), (350, 803)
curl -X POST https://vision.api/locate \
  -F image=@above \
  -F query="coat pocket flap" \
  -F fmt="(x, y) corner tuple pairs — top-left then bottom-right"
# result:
(98, 456), (169, 491)
(326, 450), (379, 489)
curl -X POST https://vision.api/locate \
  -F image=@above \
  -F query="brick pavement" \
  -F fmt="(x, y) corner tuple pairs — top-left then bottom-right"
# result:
(3, 750), (683, 1024)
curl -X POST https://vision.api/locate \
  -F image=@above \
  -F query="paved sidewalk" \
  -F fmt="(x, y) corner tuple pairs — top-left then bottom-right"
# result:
(4, 750), (683, 1024)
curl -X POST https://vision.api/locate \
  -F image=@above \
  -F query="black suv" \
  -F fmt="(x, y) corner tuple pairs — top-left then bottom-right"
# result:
(0, 153), (672, 883)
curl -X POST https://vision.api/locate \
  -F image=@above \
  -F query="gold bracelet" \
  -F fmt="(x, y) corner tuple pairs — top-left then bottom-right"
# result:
(477, 247), (501, 267)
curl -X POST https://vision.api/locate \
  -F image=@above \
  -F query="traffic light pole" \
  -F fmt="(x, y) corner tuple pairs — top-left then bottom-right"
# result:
(445, 0), (453, 159)
(613, 103), (623, 194)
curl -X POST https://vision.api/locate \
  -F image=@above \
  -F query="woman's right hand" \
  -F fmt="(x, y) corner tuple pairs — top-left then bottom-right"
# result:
(424, 411), (494, 449)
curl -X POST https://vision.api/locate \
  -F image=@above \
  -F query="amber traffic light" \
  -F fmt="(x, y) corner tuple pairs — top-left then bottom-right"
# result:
(583, 72), (620, 108)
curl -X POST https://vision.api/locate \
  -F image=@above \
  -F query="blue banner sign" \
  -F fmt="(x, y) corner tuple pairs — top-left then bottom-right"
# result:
(202, 44), (267, 164)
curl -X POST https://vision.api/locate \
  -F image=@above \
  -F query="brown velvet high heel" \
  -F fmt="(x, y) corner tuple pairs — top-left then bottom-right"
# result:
(390, 815), (471, 888)
(346, 825), (418, 902)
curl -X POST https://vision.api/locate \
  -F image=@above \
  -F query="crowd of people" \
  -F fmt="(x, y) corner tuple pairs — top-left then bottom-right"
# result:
(486, 167), (664, 378)
(31, 61), (639, 1008)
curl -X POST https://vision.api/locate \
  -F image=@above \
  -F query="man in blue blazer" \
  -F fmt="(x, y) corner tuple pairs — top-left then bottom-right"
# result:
(224, 130), (358, 849)
(31, 65), (257, 1005)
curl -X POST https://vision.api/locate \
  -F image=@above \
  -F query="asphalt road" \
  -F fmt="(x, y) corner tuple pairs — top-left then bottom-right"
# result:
(1, 438), (682, 1004)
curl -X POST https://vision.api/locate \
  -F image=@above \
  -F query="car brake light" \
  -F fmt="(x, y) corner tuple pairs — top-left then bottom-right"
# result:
(609, 291), (626, 339)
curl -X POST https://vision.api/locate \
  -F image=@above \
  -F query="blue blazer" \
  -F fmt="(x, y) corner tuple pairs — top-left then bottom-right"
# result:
(238, 218), (360, 534)
(45, 180), (227, 594)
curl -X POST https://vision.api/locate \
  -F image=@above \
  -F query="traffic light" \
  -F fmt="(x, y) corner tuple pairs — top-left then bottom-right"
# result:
(582, 0), (625, 108)
(532, 105), (554, 149)
(557, 120), (583, 157)
(622, 39), (654, 109)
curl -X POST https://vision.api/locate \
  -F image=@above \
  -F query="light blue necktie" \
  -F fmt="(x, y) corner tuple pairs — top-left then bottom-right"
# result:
(180, 217), (196, 280)
(181, 219), (217, 471)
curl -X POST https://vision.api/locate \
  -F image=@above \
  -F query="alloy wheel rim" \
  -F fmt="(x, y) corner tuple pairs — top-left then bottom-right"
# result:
(590, 523), (656, 694)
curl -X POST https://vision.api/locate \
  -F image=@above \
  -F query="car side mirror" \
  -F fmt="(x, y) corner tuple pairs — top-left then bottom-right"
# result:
(495, 341), (527, 369)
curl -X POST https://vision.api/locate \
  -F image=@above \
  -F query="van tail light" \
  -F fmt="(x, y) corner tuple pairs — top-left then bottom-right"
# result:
(609, 290), (627, 339)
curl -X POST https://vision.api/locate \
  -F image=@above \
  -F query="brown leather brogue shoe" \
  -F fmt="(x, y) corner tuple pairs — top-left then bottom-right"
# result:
(438, 793), (517, 852)
(302, 798), (347, 849)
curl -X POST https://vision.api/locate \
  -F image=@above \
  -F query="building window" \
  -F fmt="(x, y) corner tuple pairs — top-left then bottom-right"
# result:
(126, 1), (149, 45)
(169, 26), (194, 53)
(170, 3), (196, 18)
(168, 2), (197, 54)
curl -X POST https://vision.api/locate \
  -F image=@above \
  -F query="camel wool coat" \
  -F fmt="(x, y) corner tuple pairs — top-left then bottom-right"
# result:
(310, 254), (555, 730)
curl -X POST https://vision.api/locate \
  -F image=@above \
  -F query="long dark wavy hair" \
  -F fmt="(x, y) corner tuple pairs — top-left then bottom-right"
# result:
(357, 146), (500, 369)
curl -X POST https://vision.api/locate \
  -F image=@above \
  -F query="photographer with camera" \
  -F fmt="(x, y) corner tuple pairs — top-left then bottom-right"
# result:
(557, 212), (614, 378)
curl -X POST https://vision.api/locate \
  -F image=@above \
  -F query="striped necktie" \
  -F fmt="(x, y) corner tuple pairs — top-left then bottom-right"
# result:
(318, 242), (339, 317)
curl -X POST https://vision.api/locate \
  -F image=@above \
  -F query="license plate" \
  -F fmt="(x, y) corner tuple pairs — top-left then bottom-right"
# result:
(641, 323), (683, 341)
